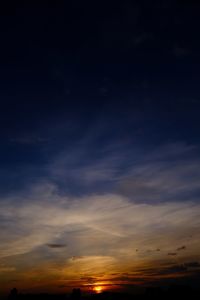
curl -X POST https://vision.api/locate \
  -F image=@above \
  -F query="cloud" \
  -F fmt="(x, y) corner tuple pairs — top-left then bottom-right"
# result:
(177, 246), (186, 251)
(154, 265), (187, 275)
(46, 141), (200, 205)
(0, 267), (16, 273)
(0, 141), (200, 290)
(46, 244), (67, 249)
(71, 256), (84, 261)
(0, 184), (200, 263)
(116, 143), (200, 203)
(154, 261), (200, 276)
(184, 262), (200, 269)
(168, 253), (177, 256)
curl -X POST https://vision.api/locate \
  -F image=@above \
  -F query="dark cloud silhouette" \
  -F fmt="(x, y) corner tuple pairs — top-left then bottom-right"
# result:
(184, 262), (200, 268)
(46, 243), (67, 248)
(159, 265), (187, 275)
(153, 262), (200, 277)
(80, 276), (95, 284)
(177, 245), (186, 251)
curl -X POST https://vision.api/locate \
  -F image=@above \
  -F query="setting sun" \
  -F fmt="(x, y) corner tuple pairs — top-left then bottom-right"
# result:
(93, 286), (103, 293)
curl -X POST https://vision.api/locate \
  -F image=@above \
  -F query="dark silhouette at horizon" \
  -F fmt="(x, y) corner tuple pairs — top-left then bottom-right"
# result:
(5, 285), (200, 300)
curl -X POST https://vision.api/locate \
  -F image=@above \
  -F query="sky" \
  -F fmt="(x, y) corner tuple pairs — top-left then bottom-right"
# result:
(0, 0), (200, 295)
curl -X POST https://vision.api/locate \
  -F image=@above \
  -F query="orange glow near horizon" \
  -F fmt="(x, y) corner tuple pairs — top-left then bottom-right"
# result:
(1, 194), (200, 295)
(93, 285), (103, 293)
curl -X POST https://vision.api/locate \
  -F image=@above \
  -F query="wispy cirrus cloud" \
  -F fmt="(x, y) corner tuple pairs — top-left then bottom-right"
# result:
(0, 182), (200, 265)
(46, 244), (67, 249)
(0, 141), (200, 291)
(45, 141), (200, 204)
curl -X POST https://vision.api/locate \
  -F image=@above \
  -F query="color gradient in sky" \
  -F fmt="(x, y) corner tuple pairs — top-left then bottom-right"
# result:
(0, 0), (200, 296)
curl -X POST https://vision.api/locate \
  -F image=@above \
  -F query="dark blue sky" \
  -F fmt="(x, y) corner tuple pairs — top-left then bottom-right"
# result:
(0, 0), (200, 196)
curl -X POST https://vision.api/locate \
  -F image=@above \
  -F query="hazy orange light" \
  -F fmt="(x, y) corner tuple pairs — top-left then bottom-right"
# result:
(93, 286), (103, 293)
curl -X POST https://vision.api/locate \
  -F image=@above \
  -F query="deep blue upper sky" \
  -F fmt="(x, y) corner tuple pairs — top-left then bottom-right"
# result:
(0, 0), (200, 196)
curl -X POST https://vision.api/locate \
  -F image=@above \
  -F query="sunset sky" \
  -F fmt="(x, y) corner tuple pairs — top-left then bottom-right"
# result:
(0, 1), (200, 296)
